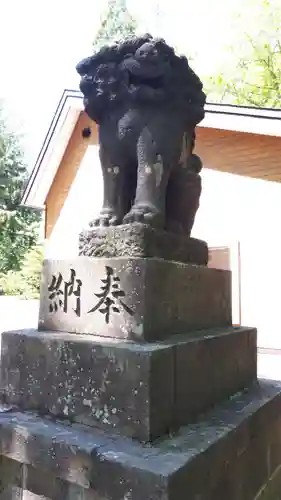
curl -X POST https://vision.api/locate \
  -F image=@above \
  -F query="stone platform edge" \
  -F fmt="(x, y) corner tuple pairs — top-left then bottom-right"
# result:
(0, 380), (281, 500)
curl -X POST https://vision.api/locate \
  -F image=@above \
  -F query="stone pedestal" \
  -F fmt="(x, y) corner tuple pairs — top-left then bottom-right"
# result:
(0, 326), (256, 442)
(0, 225), (280, 499)
(38, 256), (231, 341)
(79, 223), (208, 266)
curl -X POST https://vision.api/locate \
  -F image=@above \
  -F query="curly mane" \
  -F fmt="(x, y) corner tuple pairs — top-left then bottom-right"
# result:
(76, 34), (206, 126)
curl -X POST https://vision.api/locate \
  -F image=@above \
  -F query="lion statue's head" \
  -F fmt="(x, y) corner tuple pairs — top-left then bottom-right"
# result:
(76, 34), (206, 126)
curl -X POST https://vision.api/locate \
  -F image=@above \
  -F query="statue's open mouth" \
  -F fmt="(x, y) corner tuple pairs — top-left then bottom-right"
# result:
(128, 72), (164, 90)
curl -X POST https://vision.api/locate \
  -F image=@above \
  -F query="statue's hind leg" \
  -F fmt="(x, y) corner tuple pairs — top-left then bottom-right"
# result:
(165, 154), (202, 236)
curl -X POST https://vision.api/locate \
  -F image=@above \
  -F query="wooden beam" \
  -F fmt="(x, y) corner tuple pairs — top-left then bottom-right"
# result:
(44, 112), (97, 238)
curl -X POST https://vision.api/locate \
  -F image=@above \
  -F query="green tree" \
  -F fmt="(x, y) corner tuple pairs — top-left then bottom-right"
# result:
(0, 104), (41, 273)
(205, 0), (281, 107)
(0, 245), (44, 299)
(93, 0), (137, 51)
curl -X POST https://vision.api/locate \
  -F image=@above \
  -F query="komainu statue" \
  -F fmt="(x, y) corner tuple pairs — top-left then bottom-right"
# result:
(76, 34), (206, 235)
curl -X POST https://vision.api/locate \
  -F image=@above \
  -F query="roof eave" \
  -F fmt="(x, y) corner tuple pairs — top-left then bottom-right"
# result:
(21, 90), (281, 209)
(21, 90), (83, 208)
(200, 108), (281, 137)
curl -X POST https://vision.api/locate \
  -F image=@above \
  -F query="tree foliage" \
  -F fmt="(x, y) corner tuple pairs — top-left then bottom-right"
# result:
(205, 0), (281, 107)
(0, 104), (41, 273)
(0, 245), (44, 299)
(92, 0), (137, 51)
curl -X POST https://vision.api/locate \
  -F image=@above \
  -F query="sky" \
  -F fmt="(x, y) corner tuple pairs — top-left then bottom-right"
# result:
(0, 0), (250, 168)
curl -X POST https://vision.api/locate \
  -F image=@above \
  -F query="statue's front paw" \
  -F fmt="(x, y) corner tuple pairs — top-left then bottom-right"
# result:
(89, 209), (120, 227)
(123, 205), (164, 228)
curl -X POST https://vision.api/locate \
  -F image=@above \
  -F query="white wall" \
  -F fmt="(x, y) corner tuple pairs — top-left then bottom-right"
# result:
(44, 145), (103, 259)
(193, 168), (281, 245)
(193, 169), (281, 348)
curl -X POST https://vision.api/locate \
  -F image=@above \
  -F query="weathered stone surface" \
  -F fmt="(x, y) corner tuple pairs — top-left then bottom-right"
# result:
(0, 329), (174, 442)
(38, 257), (231, 341)
(0, 380), (281, 500)
(0, 485), (23, 499)
(0, 327), (257, 442)
(255, 465), (281, 499)
(0, 455), (23, 499)
(0, 456), (99, 500)
(79, 223), (208, 266)
(174, 326), (257, 426)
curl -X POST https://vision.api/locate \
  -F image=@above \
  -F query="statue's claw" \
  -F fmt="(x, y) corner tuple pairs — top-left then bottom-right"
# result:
(123, 205), (164, 228)
(89, 209), (120, 227)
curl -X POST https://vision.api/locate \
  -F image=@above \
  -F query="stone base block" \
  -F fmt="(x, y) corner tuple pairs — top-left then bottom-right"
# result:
(79, 222), (209, 266)
(0, 327), (256, 442)
(38, 257), (231, 341)
(0, 455), (97, 500)
(0, 329), (174, 442)
(0, 380), (281, 500)
(174, 325), (257, 426)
